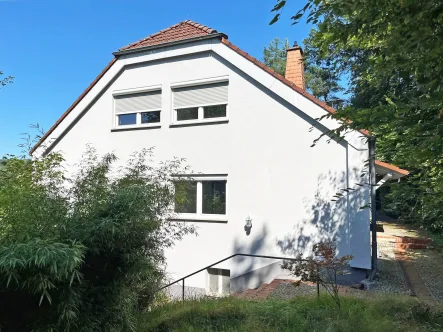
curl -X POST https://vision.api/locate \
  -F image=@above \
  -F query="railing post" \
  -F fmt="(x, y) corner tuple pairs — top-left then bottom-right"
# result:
(182, 279), (185, 302)
(316, 264), (320, 299)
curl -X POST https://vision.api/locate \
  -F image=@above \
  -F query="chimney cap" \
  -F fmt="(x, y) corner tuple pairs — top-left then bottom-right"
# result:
(286, 42), (303, 54)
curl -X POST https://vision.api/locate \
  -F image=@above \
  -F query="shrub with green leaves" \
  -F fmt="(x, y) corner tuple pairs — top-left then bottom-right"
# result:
(0, 147), (194, 331)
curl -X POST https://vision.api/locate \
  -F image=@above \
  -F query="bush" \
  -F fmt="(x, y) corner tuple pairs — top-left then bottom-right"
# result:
(0, 147), (194, 331)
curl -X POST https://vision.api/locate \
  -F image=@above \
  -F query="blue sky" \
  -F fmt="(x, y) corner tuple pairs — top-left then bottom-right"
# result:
(0, 0), (312, 156)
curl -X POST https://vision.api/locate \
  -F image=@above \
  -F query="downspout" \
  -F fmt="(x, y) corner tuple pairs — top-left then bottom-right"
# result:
(369, 136), (377, 280)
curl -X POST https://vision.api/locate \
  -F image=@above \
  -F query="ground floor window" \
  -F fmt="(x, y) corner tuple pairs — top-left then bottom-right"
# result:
(173, 175), (227, 220)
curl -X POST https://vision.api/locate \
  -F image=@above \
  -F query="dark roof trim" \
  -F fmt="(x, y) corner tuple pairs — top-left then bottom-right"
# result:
(113, 33), (228, 56)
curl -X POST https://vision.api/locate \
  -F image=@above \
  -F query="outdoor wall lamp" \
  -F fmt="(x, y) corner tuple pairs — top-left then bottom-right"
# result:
(244, 215), (252, 235)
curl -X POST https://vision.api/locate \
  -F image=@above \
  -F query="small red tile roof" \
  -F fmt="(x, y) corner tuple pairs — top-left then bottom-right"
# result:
(375, 160), (409, 176)
(120, 20), (220, 51)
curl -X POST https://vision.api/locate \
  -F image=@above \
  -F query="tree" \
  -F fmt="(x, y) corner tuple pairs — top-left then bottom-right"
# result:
(303, 30), (344, 108)
(270, 0), (443, 232)
(282, 241), (352, 308)
(263, 38), (289, 76)
(0, 147), (194, 331)
(263, 35), (344, 108)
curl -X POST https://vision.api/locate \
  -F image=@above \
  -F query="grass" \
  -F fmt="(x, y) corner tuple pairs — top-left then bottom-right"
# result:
(137, 295), (443, 332)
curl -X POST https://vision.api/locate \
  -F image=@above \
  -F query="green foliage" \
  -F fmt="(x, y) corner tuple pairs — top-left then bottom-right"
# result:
(271, 0), (443, 232)
(0, 148), (194, 331)
(282, 241), (352, 308)
(138, 295), (443, 331)
(263, 38), (289, 76)
(303, 30), (344, 108)
(0, 70), (13, 88)
(262, 35), (344, 107)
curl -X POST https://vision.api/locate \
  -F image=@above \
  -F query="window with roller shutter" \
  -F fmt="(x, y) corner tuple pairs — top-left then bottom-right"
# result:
(172, 81), (228, 123)
(114, 90), (162, 127)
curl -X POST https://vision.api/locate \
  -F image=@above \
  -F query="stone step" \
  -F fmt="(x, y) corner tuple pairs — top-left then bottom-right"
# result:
(396, 243), (428, 250)
(256, 283), (269, 292)
(377, 234), (431, 245)
(236, 279), (300, 300)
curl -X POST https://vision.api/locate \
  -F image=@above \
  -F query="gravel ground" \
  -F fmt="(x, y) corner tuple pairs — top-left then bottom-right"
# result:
(269, 238), (409, 300)
(407, 249), (443, 301)
(269, 221), (441, 301)
(379, 221), (423, 238)
(269, 282), (318, 299)
(374, 239), (410, 295)
(268, 281), (381, 300)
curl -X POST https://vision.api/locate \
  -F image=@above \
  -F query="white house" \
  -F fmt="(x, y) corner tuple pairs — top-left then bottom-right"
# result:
(31, 20), (408, 295)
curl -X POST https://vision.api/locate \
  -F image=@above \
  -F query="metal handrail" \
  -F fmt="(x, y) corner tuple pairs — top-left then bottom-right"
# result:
(157, 253), (320, 301)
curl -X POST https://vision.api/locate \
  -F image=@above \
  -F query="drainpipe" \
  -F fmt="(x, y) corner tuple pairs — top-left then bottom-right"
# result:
(369, 136), (377, 280)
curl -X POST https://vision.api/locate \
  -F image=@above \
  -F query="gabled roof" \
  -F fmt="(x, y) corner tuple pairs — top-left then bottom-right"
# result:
(29, 20), (408, 178)
(119, 20), (221, 51)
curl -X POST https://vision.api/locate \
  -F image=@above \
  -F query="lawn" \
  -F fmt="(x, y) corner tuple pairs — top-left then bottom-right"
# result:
(138, 295), (443, 332)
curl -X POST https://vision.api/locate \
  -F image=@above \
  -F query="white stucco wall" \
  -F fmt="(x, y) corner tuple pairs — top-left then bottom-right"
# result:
(35, 39), (370, 290)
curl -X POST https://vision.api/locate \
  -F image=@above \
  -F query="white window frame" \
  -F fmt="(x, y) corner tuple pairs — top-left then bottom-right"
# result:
(206, 268), (230, 296)
(172, 174), (228, 222)
(112, 85), (162, 130)
(170, 76), (229, 126)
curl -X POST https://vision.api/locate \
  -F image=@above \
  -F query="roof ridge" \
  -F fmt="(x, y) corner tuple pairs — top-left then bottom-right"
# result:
(119, 20), (217, 51)
(182, 20), (217, 34)
(119, 21), (183, 51)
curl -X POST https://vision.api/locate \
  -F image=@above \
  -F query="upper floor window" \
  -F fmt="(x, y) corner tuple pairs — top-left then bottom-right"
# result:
(114, 90), (161, 128)
(172, 81), (228, 124)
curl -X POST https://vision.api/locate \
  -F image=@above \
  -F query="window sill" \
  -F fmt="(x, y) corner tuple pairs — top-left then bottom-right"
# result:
(170, 214), (228, 223)
(170, 118), (229, 128)
(111, 124), (161, 132)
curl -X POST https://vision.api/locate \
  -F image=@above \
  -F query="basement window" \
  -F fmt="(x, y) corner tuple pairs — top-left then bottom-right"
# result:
(173, 175), (227, 222)
(172, 81), (228, 125)
(114, 89), (161, 128)
(206, 268), (230, 296)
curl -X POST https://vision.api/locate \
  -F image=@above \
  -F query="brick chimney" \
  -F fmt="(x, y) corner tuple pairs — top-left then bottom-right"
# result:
(285, 42), (305, 90)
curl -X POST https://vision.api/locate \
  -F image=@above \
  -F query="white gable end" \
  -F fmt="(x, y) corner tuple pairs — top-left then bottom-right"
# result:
(32, 37), (371, 290)
(33, 39), (366, 157)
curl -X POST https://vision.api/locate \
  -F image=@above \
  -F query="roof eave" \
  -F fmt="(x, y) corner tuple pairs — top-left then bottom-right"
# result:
(375, 160), (409, 178)
(113, 33), (228, 56)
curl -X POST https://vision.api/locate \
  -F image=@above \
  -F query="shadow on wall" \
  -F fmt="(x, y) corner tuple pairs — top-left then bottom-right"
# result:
(278, 170), (368, 261)
(277, 172), (349, 258)
(230, 170), (368, 290)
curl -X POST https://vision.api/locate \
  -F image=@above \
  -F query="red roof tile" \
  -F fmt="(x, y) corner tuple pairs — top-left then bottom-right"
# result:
(120, 20), (219, 51)
(375, 160), (409, 176)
